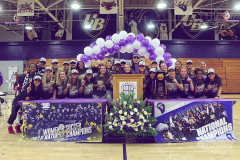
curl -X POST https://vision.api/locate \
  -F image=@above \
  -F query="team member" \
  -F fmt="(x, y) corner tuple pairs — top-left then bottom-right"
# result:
(79, 70), (94, 98)
(192, 68), (206, 98)
(200, 60), (208, 78)
(120, 59), (126, 71)
(70, 60), (77, 70)
(204, 68), (223, 99)
(180, 67), (194, 98)
(93, 65), (108, 99)
(65, 69), (81, 98)
(50, 59), (59, 77)
(132, 54), (140, 73)
(136, 61), (149, 83)
(7, 75), (43, 134)
(105, 61), (121, 106)
(37, 57), (46, 77)
(89, 59), (99, 74)
(123, 64), (134, 74)
(159, 62), (168, 73)
(52, 70), (67, 99)
(77, 61), (86, 80)
(106, 60), (113, 72)
(175, 61), (182, 76)
(166, 66), (183, 98)
(151, 60), (158, 70)
(62, 61), (71, 79)
(0, 71), (3, 116)
(143, 68), (157, 99)
(186, 60), (194, 77)
(41, 67), (55, 99)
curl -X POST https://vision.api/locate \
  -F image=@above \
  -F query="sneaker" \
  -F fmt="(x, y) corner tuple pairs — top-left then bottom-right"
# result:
(15, 125), (22, 133)
(8, 126), (15, 134)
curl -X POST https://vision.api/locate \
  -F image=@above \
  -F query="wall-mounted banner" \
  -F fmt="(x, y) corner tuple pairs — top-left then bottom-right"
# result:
(100, 0), (118, 14)
(17, 0), (34, 16)
(153, 100), (237, 143)
(174, 0), (192, 15)
(21, 102), (102, 142)
(72, 10), (116, 39)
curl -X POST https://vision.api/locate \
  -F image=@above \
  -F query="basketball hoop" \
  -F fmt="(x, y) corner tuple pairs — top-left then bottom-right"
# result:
(13, 14), (22, 23)
(222, 11), (230, 20)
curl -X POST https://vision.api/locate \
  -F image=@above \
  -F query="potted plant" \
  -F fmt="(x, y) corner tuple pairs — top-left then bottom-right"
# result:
(103, 92), (158, 143)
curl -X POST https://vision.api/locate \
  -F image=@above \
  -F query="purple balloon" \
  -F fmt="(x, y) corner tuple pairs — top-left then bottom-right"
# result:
(163, 52), (171, 60)
(90, 54), (98, 60)
(133, 49), (138, 54)
(97, 53), (105, 60)
(108, 48), (115, 55)
(106, 35), (112, 40)
(87, 56), (92, 61)
(113, 43), (120, 51)
(126, 35), (135, 44)
(165, 59), (173, 68)
(90, 43), (96, 48)
(81, 55), (88, 63)
(136, 33), (144, 42)
(141, 38), (149, 47)
(101, 46), (108, 55)
(146, 45), (154, 53)
(149, 54), (157, 61)
(160, 44), (166, 52)
(119, 39), (127, 46)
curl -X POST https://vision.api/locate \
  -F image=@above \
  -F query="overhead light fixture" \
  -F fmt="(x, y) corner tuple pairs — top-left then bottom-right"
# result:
(235, 2), (240, 9)
(25, 25), (32, 30)
(148, 22), (155, 29)
(71, 0), (80, 9)
(84, 24), (91, 29)
(157, 0), (166, 9)
(200, 23), (208, 29)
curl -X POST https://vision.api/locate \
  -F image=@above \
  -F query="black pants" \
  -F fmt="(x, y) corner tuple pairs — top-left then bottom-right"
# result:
(7, 96), (22, 125)
(0, 97), (4, 103)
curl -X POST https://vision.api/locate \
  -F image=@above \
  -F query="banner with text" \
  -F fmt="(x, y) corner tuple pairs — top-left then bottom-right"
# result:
(21, 102), (102, 142)
(17, 0), (34, 16)
(154, 100), (237, 143)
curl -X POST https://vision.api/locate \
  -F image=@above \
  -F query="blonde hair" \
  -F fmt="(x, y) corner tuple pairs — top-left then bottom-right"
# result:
(42, 70), (53, 87)
(56, 70), (67, 86)
(180, 66), (189, 74)
(50, 63), (60, 78)
(89, 59), (98, 70)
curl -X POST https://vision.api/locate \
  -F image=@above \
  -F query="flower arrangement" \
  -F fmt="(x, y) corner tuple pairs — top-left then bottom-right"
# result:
(103, 92), (158, 137)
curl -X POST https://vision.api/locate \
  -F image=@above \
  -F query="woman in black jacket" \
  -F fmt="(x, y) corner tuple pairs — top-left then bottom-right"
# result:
(7, 75), (43, 134)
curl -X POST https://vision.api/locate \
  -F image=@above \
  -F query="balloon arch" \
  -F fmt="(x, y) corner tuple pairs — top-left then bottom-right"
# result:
(76, 31), (177, 68)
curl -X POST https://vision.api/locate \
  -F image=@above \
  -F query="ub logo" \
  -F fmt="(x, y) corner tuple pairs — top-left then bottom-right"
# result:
(80, 10), (110, 39)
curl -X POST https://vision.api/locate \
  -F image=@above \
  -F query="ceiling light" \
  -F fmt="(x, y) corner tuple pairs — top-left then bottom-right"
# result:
(25, 25), (32, 30)
(71, 0), (80, 9)
(84, 24), (91, 29)
(157, 0), (166, 8)
(235, 2), (240, 9)
(148, 22), (155, 29)
(200, 23), (208, 29)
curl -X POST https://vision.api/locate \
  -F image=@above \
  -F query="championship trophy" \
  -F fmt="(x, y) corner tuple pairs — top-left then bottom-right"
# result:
(152, 71), (169, 99)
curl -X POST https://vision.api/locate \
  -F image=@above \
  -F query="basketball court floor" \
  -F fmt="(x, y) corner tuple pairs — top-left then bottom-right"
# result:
(0, 94), (239, 160)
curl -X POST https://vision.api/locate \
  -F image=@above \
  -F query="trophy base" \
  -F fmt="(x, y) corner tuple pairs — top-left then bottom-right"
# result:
(152, 93), (169, 100)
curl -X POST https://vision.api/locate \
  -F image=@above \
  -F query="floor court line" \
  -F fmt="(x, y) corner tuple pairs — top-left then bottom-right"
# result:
(123, 144), (127, 160)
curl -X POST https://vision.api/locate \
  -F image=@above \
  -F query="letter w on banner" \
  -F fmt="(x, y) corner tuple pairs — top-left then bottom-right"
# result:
(17, 0), (34, 16)
(100, 0), (118, 14)
(174, 0), (192, 15)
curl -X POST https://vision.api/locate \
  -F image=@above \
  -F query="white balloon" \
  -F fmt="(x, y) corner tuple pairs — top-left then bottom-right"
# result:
(96, 38), (105, 47)
(85, 60), (91, 68)
(112, 33), (120, 43)
(120, 46), (127, 53)
(156, 56), (164, 64)
(154, 47), (164, 57)
(138, 47), (146, 56)
(171, 58), (177, 64)
(76, 54), (83, 61)
(150, 38), (160, 48)
(84, 46), (93, 56)
(126, 44), (134, 53)
(93, 46), (101, 54)
(105, 40), (114, 48)
(119, 30), (128, 39)
(128, 33), (136, 38)
(133, 40), (141, 49)
(145, 36), (152, 42)
(144, 52), (150, 59)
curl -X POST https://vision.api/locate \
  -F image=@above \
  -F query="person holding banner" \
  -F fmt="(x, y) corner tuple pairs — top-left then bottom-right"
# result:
(193, 68), (206, 98)
(52, 70), (68, 99)
(166, 66), (183, 99)
(62, 61), (71, 79)
(7, 75), (43, 134)
(93, 65), (108, 99)
(180, 67), (194, 98)
(41, 67), (55, 99)
(79, 69), (94, 98)
(50, 59), (59, 77)
(204, 68), (223, 99)
(65, 69), (81, 98)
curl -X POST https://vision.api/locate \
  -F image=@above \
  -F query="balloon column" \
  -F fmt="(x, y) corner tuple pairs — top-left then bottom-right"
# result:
(77, 30), (176, 69)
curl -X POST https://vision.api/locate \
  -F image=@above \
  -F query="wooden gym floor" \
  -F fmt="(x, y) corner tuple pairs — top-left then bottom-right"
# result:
(0, 95), (240, 160)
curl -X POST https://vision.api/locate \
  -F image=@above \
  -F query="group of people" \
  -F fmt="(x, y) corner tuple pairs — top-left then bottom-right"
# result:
(6, 55), (223, 134)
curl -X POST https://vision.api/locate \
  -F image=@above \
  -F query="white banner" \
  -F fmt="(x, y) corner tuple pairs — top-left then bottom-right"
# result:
(17, 0), (34, 16)
(100, 0), (118, 14)
(174, 0), (192, 15)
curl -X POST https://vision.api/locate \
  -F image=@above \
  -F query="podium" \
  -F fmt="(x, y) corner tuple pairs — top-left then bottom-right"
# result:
(112, 74), (143, 100)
